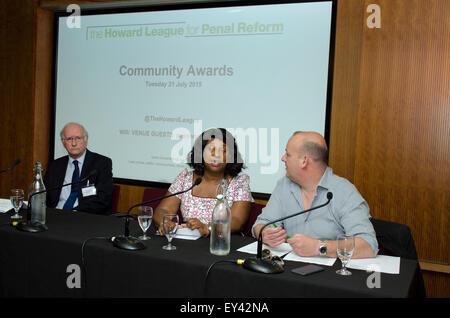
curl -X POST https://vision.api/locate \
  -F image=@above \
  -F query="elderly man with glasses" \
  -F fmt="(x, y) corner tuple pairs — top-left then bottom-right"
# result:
(44, 122), (113, 215)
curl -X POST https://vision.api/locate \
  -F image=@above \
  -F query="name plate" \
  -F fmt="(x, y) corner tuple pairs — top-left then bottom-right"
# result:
(82, 185), (97, 197)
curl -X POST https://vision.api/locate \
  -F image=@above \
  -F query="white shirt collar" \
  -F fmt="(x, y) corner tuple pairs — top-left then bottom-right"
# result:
(68, 150), (87, 167)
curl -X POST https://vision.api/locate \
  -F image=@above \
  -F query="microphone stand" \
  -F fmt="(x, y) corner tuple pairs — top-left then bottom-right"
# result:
(243, 192), (333, 274)
(16, 171), (96, 233)
(112, 178), (202, 251)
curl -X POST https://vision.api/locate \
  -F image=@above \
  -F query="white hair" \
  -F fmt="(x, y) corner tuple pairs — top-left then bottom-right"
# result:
(60, 122), (88, 139)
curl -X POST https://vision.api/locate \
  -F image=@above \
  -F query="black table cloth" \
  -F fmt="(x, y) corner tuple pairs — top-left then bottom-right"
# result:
(0, 208), (419, 298)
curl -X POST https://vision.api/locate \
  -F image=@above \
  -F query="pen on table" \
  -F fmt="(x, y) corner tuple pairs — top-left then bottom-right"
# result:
(273, 223), (291, 239)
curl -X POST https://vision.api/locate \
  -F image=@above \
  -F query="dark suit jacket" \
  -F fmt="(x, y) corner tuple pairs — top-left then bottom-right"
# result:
(44, 149), (113, 215)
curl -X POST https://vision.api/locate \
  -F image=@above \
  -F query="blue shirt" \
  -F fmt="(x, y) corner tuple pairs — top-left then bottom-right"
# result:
(253, 167), (378, 255)
(56, 151), (86, 210)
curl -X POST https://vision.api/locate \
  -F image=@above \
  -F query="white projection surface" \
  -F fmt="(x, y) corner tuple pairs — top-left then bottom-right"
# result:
(54, 1), (333, 194)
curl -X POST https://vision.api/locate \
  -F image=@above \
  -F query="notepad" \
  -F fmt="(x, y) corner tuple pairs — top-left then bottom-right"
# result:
(346, 255), (400, 274)
(237, 241), (293, 257)
(174, 227), (201, 240)
(283, 253), (337, 266)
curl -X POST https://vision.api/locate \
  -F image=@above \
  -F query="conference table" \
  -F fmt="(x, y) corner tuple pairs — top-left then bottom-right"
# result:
(0, 208), (420, 299)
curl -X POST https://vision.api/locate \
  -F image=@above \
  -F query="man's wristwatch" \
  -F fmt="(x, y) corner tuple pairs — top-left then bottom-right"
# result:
(319, 240), (327, 256)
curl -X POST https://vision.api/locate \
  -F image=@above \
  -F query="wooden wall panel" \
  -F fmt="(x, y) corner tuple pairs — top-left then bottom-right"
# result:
(0, 0), (38, 197)
(355, 0), (450, 266)
(328, 0), (450, 296)
(115, 184), (147, 213)
(33, 8), (54, 172)
(423, 271), (450, 298)
(329, 0), (365, 182)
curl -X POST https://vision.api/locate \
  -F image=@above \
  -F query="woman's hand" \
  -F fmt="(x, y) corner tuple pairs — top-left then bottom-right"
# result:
(185, 218), (210, 237)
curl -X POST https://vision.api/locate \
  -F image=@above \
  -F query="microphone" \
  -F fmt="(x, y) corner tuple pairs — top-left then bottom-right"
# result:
(112, 177), (202, 251)
(0, 158), (21, 173)
(242, 192), (333, 274)
(16, 170), (98, 233)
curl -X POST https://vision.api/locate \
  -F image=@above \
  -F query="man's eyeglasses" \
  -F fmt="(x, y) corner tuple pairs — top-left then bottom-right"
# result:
(62, 136), (85, 143)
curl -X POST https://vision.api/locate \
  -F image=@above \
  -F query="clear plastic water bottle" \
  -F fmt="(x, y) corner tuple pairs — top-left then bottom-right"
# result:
(28, 162), (46, 224)
(210, 179), (231, 256)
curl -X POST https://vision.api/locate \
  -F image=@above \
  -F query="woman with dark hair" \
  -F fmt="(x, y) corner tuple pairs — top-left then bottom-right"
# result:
(154, 128), (253, 237)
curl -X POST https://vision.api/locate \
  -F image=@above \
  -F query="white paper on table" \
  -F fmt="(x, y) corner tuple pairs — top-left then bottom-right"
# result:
(237, 241), (336, 266)
(0, 198), (28, 213)
(346, 255), (400, 274)
(237, 241), (293, 257)
(283, 253), (337, 266)
(0, 198), (13, 213)
(174, 227), (201, 240)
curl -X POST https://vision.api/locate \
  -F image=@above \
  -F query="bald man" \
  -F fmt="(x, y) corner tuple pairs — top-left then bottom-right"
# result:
(253, 131), (378, 259)
(44, 122), (113, 215)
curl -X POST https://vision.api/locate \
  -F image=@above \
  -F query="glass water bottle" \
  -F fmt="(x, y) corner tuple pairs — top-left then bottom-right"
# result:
(210, 179), (231, 255)
(28, 162), (46, 224)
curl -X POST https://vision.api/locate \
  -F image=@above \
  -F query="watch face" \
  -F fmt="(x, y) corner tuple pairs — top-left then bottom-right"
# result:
(319, 241), (327, 255)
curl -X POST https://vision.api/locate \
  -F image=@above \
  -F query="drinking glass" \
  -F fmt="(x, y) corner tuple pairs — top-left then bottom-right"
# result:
(336, 234), (355, 276)
(10, 189), (24, 220)
(162, 214), (179, 250)
(137, 206), (153, 240)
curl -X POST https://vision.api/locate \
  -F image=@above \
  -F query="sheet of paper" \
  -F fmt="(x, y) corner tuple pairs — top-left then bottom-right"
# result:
(346, 255), (400, 274)
(0, 198), (28, 213)
(283, 253), (337, 266)
(237, 241), (336, 266)
(0, 198), (12, 213)
(237, 241), (293, 257)
(174, 227), (201, 240)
